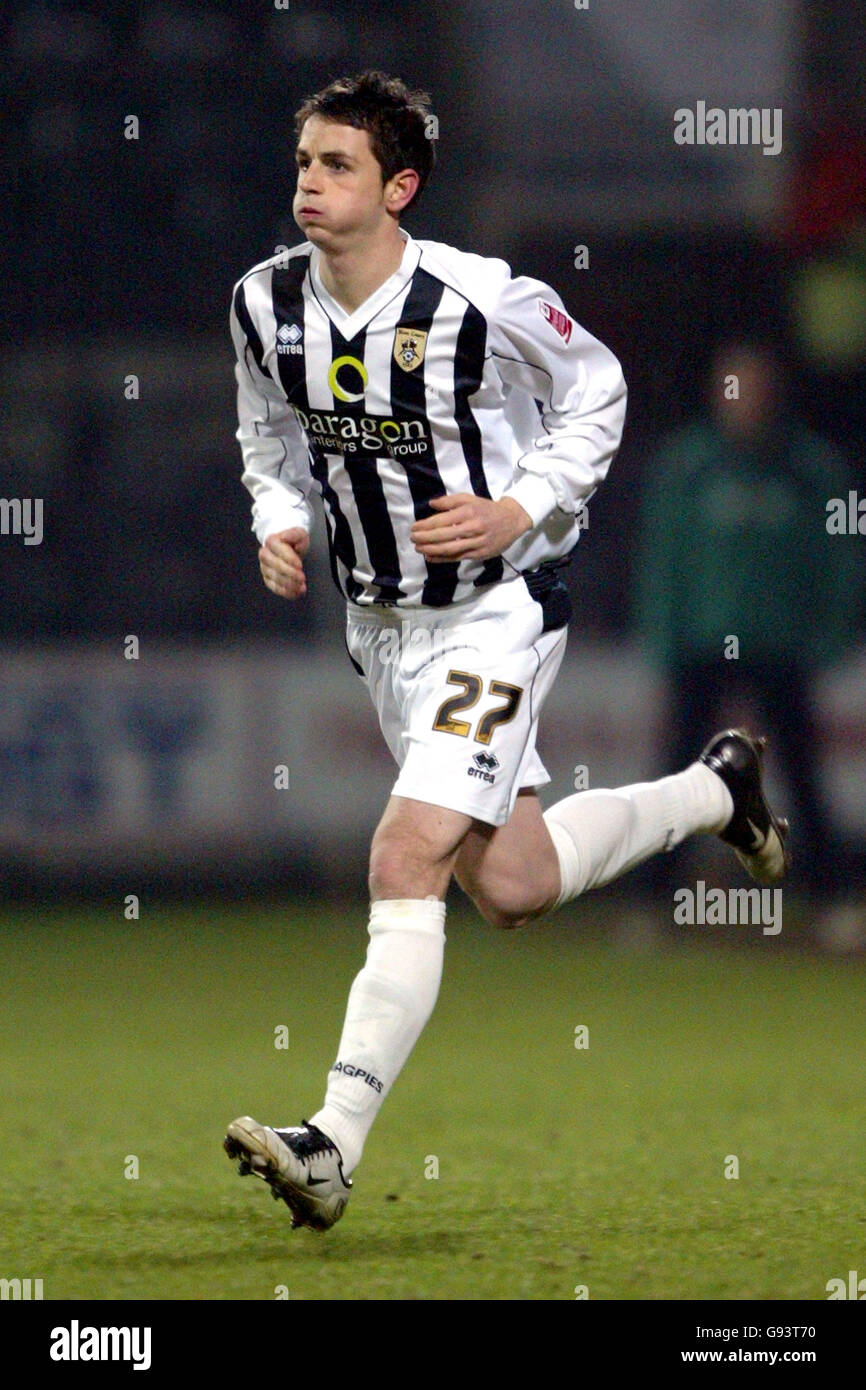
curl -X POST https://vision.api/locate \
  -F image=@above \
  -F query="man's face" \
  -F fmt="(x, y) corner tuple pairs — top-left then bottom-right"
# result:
(293, 117), (390, 247)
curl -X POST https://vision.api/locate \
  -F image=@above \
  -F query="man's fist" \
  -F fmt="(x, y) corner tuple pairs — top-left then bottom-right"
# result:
(259, 528), (310, 599)
(410, 494), (532, 563)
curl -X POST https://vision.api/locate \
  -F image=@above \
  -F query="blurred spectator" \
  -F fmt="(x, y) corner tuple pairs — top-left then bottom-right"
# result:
(633, 338), (860, 902)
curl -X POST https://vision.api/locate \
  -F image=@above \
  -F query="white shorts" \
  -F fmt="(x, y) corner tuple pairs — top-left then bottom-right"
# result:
(346, 576), (568, 827)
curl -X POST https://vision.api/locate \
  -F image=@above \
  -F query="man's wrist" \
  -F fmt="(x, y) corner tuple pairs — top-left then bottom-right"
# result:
(502, 472), (558, 529)
(497, 495), (533, 540)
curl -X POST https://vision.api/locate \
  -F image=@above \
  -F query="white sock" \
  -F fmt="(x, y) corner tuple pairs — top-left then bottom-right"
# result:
(308, 897), (446, 1175)
(543, 761), (733, 907)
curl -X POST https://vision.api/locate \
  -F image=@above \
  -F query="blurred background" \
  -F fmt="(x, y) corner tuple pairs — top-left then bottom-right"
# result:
(1, 0), (864, 941)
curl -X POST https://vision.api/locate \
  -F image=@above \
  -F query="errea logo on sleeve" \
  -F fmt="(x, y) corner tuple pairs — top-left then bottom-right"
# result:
(538, 300), (573, 345)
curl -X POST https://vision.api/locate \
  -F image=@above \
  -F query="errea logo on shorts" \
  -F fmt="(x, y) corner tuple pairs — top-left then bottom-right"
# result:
(468, 751), (500, 784)
(276, 322), (303, 354)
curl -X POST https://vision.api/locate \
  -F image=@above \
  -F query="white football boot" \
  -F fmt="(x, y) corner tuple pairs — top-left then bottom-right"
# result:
(224, 1116), (351, 1230)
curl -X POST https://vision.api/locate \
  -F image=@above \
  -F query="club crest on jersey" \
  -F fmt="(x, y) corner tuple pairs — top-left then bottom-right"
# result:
(538, 300), (573, 345)
(393, 326), (428, 372)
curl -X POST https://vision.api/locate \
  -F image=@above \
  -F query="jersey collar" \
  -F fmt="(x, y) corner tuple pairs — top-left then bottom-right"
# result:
(309, 230), (421, 338)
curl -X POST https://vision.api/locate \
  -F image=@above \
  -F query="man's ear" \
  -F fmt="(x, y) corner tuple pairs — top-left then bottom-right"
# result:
(386, 167), (420, 214)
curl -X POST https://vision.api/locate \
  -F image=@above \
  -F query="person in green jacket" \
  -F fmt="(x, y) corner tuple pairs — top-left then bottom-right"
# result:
(633, 339), (859, 901)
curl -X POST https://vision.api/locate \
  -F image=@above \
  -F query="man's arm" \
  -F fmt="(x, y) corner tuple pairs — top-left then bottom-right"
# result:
(230, 275), (315, 598)
(411, 270), (626, 565)
(489, 273), (627, 529)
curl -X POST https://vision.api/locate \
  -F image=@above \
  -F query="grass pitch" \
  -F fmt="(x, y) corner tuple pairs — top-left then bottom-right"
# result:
(0, 898), (863, 1301)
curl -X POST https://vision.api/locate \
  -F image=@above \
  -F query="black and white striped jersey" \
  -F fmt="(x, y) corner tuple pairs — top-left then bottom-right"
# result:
(231, 230), (626, 609)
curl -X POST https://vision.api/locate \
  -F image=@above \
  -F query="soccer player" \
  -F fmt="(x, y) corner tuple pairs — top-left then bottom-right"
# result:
(224, 72), (789, 1231)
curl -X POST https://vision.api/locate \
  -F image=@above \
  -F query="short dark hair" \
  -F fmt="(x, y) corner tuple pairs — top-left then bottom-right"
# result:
(294, 71), (436, 212)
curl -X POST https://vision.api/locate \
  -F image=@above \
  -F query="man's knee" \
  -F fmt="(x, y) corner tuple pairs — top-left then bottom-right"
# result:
(479, 901), (530, 930)
(368, 803), (467, 900)
(369, 823), (422, 898)
(462, 877), (553, 931)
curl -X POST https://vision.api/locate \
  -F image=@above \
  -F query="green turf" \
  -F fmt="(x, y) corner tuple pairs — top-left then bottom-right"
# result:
(0, 899), (863, 1301)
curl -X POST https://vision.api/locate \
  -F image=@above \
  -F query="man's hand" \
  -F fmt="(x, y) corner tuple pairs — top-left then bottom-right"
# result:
(410, 494), (532, 563)
(259, 528), (310, 599)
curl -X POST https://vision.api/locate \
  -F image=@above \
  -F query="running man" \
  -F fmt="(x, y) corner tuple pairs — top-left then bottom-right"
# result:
(224, 72), (788, 1230)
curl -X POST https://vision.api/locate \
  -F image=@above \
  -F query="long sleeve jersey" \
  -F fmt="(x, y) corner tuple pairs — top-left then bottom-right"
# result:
(231, 229), (626, 609)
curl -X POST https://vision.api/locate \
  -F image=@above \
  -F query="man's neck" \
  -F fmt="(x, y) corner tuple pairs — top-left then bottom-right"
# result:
(316, 229), (407, 315)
